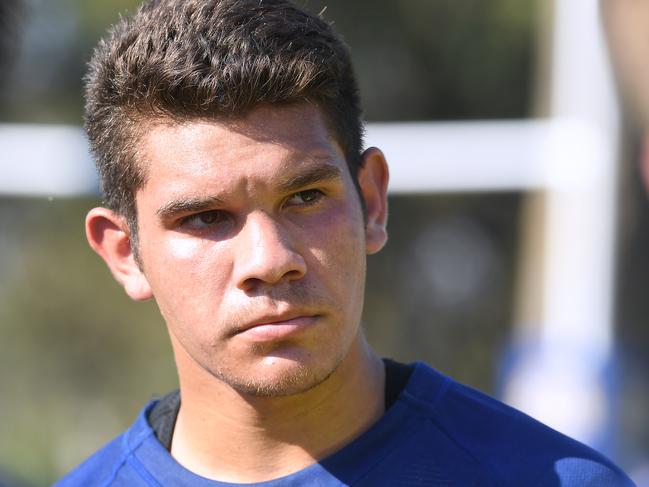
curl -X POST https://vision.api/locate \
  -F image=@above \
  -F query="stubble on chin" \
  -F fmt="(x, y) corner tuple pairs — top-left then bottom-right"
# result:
(211, 353), (344, 398)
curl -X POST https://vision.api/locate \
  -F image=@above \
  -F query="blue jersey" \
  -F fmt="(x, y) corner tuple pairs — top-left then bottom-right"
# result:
(54, 362), (635, 486)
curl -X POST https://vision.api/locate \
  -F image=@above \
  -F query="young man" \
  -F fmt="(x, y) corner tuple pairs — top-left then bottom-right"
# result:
(57, 0), (634, 485)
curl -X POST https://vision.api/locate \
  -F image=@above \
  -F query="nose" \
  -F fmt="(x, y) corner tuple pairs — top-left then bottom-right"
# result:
(234, 211), (307, 291)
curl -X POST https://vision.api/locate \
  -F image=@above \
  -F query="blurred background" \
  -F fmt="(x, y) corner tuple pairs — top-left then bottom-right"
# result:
(1, 0), (648, 485)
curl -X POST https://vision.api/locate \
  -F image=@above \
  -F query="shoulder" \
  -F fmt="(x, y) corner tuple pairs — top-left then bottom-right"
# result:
(52, 434), (127, 487)
(402, 362), (636, 486)
(53, 402), (157, 487)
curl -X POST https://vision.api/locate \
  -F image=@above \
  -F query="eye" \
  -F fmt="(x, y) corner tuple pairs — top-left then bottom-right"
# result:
(286, 189), (325, 207)
(179, 210), (228, 231)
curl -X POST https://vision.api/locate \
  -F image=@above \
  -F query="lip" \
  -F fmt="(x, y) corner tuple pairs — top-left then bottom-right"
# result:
(235, 314), (318, 341)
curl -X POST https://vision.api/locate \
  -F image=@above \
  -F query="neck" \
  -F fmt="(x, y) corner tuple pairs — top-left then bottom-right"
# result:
(169, 333), (385, 483)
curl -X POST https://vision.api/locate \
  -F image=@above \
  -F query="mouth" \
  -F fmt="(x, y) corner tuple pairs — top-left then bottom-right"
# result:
(233, 313), (319, 341)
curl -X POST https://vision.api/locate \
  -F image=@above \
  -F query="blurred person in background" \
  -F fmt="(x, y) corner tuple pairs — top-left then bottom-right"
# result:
(603, 1), (649, 484)
(604, 0), (649, 188)
(55, 0), (634, 485)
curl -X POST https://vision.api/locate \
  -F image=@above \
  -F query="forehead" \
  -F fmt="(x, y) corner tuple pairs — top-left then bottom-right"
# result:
(137, 103), (348, 191)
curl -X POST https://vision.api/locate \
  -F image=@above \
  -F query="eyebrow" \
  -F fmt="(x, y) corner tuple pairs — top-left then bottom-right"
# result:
(276, 163), (343, 194)
(155, 195), (224, 219)
(154, 163), (344, 219)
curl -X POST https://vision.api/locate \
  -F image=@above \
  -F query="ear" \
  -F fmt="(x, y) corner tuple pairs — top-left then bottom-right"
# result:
(358, 147), (389, 254)
(85, 207), (153, 301)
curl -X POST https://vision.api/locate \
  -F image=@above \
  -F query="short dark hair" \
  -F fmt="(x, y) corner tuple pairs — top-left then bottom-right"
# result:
(84, 0), (364, 248)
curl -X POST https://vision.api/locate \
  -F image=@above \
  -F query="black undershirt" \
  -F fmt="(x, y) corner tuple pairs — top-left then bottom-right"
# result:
(148, 358), (414, 451)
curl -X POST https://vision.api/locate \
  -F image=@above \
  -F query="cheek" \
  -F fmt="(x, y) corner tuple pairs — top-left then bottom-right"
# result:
(165, 235), (203, 260)
(143, 236), (230, 325)
(147, 235), (225, 281)
(144, 236), (203, 288)
(306, 204), (367, 293)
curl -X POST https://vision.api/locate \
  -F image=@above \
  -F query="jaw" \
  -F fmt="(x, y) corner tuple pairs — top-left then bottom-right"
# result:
(169, 321), (377, 408)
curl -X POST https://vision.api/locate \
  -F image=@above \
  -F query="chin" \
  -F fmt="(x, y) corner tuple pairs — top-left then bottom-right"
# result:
(214, 353), (343, 397)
